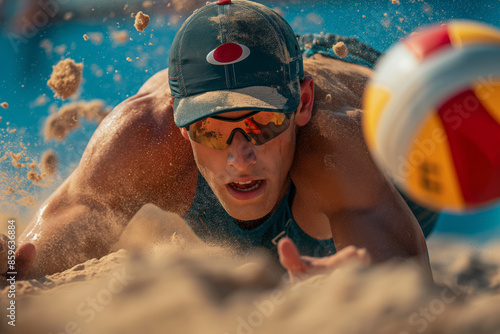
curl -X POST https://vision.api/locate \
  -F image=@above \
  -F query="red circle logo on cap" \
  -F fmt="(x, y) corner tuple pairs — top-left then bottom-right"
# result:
(206, 43), (250, 65)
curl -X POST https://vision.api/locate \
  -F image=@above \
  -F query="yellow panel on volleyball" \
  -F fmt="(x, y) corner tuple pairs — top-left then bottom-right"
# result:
(362, 84), (392, 150)
(405, 113), (465, 210)
(448, 21), (500, 47)
(473, 79), (500, 124)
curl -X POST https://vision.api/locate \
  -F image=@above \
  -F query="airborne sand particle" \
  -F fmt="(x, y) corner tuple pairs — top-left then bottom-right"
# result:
(134, 11), (150, 32)
(111, 30), (129, 44)
(333, 42), (348, 58)
(88, 32), (104, 45)
(47, 59), (83, 100)
(44, 100), (111, 141)
(63, 12), (74, 20)
(40, 150), (58, 177)
(27, 171), (43, 184)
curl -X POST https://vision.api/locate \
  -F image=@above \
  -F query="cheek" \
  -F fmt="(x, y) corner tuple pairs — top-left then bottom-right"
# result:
(264, 130), (296, 176)
(190, 143), (225, 180)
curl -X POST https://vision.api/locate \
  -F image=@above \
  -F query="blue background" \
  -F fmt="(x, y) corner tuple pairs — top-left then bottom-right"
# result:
(0, 0), (499, 243)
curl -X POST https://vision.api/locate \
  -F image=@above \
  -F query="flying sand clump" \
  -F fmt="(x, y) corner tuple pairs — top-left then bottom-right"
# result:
(44, 100), (111, 141)
(333, 42), (349, 58)
(47, 59), (83, 100)
(40, 150), (58, 177)
(134, 11), (150, 32)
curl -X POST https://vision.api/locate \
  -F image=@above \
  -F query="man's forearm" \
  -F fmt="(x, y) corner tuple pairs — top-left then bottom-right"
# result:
(328, 205), (430, 269)
(21, 204), (128, 278)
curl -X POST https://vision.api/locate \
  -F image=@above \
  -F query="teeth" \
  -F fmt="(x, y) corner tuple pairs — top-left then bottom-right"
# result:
(230, 180), (262, 192)
(235, 181), (252, 185)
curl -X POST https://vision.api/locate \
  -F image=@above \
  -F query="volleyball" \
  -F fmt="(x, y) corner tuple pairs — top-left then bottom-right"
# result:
(363, 21), (500, 212)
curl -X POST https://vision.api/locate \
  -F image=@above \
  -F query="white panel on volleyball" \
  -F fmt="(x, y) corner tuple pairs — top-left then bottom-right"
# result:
(376, 44), (500, 187)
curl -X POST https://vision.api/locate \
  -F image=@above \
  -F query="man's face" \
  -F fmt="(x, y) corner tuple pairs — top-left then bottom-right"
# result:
(178, 77), (314, 221)
(184, 110), (298, 221)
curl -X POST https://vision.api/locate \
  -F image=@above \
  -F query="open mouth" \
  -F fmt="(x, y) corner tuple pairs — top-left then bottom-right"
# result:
(229, 180), (263, 192)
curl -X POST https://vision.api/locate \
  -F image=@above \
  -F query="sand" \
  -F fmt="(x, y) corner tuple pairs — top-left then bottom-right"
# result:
(111, 30), (129, 44)
(43, 100), (111, 141)
(40, 150), (58, 177)
(87, 32), (104, 45)
(333, 41), (349, 58)
(1, 204), (499, 334)
(47, 59), (83, 100)
(134, 11), (150, 32)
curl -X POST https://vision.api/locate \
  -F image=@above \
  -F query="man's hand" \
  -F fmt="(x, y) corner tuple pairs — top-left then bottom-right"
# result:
(0, 233), (36, 287)
(277, 237), (371, 283)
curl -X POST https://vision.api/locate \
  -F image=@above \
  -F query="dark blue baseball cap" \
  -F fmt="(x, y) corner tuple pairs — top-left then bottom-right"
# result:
(168, 0), (304, 128)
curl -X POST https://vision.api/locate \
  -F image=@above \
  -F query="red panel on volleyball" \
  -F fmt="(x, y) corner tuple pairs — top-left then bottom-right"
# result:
(438, 89), (500, 205)
(403, 25), (452, 61)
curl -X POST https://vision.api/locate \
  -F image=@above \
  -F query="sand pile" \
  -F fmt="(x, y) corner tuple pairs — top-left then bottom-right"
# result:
(1, 204), (499, 334)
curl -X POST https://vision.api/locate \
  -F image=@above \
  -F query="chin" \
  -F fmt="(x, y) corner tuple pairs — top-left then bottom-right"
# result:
(221, 197), (275, 221)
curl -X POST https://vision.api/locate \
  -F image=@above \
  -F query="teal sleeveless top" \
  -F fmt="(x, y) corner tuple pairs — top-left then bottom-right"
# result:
(183, 173), (337, 258)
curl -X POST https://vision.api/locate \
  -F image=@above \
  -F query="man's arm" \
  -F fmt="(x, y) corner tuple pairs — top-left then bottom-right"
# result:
(12, 70), (197, 279)
(294, 107), (429, 265)
(19, 175), (134, 278)
(292, 56), (430, 270)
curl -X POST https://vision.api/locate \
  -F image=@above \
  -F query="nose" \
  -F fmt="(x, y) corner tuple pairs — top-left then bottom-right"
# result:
(227, 131), (257, 170)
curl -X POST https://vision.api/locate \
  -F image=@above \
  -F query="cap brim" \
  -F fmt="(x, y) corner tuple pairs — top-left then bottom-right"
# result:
(173, 79), (301, 127)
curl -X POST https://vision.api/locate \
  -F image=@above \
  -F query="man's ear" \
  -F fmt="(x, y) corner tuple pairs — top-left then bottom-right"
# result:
(171, 97), (190, 141)
(295, 75), (314, 127)
(179, 127), (190, 140)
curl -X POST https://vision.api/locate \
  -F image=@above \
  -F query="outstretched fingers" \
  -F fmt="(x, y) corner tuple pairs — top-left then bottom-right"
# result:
(318, 245), (372, 269)
(277, 237), (311, 273)
(278, 239), (373, 283)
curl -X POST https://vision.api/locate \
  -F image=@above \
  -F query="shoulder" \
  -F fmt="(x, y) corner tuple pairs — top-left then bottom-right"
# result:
(292, 55), (384, 212)
(84, 70), (180, 168)
(297, 55), (372, 155)
(304, 54), (372, 112)
(301, 55), (373, 144)
(70, 69), (196, 211)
